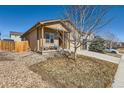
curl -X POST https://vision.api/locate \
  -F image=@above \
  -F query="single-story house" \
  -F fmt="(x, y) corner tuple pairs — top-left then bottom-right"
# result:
(21, 19), (94, 52)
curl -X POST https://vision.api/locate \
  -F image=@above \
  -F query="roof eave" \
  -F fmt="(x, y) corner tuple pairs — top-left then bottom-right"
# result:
(21, 22), (42, 38)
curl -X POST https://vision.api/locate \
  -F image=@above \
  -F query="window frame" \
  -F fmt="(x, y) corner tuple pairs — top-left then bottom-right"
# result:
(45, 32), (54, 43)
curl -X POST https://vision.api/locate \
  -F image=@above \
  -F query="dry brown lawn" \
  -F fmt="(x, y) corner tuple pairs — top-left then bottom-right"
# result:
(29, 55), (118, 88)
(117, 48), (124, 54)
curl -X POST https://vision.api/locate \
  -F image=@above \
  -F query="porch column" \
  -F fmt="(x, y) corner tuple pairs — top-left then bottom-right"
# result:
(37, 28), (40, 51)
(69, 32), (70, 49)
(63, 31), (64, 48)
(41, 27), (44, 51)
(39, 27), (42, 50)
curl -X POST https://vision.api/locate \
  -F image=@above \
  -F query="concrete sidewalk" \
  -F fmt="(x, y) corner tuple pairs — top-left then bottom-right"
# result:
(77, 50), (120, 64)
(112, 55), (124, 88)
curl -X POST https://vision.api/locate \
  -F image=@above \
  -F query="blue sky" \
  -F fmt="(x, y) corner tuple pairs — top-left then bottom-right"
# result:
(0, 5), (124, 42)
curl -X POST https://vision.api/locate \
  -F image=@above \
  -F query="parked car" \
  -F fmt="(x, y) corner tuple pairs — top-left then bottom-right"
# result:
(105, 48), (119, 54)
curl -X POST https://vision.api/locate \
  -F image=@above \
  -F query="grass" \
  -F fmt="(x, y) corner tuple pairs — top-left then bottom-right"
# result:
(29, 55), (118, 88)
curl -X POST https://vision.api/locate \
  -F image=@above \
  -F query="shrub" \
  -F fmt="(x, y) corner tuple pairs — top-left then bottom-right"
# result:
(89, 39), (105, 53)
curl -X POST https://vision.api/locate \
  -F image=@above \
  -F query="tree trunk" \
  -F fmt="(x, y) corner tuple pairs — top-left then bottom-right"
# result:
(110, 41), (112, 49)
(74, 47), (77, 61)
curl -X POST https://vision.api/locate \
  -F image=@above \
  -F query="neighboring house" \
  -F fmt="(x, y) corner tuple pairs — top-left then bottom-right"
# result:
(82, 33), (95, 50)
(10, 31), (23, 41)
(3, 39), (14, 42)
(21, 19), (94, 52)
(0, 32), (1, 40)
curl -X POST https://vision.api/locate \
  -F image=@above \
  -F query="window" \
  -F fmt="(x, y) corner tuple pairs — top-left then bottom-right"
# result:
(45, 32), (54, 43)
(45, 33), (50, 43)
(50, 34), (54, 43)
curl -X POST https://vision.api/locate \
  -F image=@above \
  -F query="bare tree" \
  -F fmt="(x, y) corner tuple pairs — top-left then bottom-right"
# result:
(102, 31), (119, 49)
(60, 5), (112, 60)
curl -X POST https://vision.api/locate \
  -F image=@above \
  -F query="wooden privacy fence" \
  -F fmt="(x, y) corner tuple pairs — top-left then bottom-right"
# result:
(0, 40), (29, 53)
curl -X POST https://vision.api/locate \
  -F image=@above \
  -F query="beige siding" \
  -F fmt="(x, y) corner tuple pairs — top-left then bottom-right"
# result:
(25, 29), (37, 51)
(45, 23), (67, 31)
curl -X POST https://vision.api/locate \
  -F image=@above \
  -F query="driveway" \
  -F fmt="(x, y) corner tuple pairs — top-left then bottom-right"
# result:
(77, 50), (120, 64)
(0, 52), (53, 88)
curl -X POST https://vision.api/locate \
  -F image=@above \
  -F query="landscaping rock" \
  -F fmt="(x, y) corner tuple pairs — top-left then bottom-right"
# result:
(0, 51), (54, 88)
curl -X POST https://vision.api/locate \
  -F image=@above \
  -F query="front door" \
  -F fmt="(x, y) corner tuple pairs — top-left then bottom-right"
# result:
(59, 33), (63, 48)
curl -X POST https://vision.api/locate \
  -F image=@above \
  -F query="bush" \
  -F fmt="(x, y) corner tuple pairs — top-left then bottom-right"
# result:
(89, 39), (105, 53)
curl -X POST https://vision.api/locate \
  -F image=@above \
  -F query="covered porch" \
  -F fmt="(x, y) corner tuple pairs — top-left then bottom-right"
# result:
(37, 26), (70, 52)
